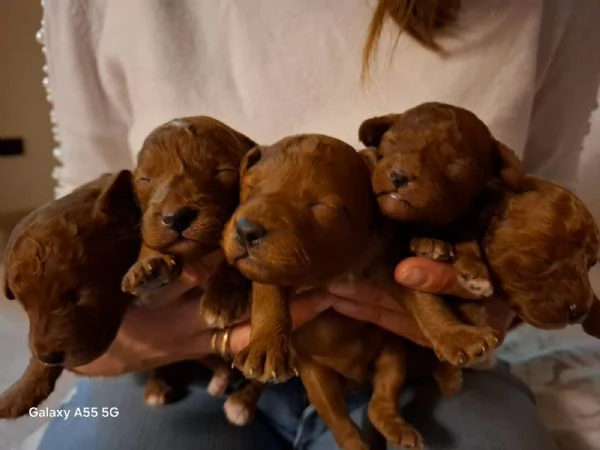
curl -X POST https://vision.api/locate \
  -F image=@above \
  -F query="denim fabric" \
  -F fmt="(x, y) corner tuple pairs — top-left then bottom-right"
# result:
(37, 362), (559, 450)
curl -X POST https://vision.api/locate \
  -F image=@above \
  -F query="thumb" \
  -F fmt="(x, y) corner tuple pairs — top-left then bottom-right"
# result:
(394, 257), (477, 299)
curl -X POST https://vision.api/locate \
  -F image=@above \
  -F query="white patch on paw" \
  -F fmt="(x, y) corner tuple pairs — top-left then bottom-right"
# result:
(144, 393), (167, 406)
(224, 399), (251, 426)
(207, 375), (228, 396)
(459, 277), (493, 297)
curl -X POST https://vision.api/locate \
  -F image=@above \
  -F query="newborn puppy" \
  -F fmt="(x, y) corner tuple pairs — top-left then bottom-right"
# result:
(121, 116), (256, 404)
(122, 116), (255, 326)
(1, 171), (140, 418)
(420, 177), (600, 335)
(221, 134), (463, 449)
(359, 102), (525, 298)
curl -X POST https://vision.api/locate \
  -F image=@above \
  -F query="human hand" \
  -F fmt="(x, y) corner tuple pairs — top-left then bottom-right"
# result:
(327, 257), (516, 346)
(74, 253), (333, 377)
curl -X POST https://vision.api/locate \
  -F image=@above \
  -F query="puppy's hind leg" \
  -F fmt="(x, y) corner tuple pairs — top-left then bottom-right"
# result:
(144, 364), (188, 406)
(368, 339), (424, 450)
(300, 360), (368, 450)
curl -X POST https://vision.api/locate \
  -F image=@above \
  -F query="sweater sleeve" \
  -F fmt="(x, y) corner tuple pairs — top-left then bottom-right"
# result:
(522, 0), (600, 193)
(41, 0), (133, 198)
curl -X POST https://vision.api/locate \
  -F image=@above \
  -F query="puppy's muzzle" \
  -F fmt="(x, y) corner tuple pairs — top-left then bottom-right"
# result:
(235, 218), (267, 248)
(568, 304), (588, 324)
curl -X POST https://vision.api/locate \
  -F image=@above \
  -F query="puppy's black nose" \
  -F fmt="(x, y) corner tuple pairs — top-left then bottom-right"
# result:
(235, 218), (266, 247)
(37, 351), (65, 366)
(389, 170), (410, 189)
(162, 207), (198, 233)
(568, 304), (587, 324)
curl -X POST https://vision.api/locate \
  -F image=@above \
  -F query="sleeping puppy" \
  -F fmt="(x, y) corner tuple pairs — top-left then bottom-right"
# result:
(359, 102), (524, 298)
(121, 116), (256, 403)
(221, 134), (463, 449)
(414, 177), (600, 337)
(1, 171), (140, 418)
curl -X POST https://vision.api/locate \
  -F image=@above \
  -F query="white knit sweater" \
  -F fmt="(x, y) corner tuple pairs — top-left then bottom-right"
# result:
(40, 0), (600, 205)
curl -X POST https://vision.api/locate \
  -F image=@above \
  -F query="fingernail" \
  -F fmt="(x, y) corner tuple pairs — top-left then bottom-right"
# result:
(328, 283), (356, 298)
(397, 268), (429, 288)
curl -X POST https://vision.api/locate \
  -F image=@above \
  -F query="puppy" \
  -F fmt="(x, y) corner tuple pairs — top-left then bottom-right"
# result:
(121, 116), (256, 403)
(357, 103), (522, 365)
(221, 135), (462, 449)
(359, 102), (525, 298)
(1, 171), (140, 418)
(415, 177), (600, 336)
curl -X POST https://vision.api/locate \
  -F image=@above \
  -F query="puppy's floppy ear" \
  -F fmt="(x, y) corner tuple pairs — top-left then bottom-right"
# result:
(239, 146), (262, 178)
(358, 147), (379, 174)
(358, 114), (400, 147)
(3, 275), (15, 301)
(492, 140), (526, 190)
(94, 170), (139, 221)
(582, 294), (600, 338)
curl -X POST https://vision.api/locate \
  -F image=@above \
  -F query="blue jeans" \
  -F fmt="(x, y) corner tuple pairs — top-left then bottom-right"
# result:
(38, 362), (558, 450)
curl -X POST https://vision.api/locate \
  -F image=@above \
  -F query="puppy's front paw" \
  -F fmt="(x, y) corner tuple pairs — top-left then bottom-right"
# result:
(144, 378), (176, 406)
(457, 273), (493, 298)
(434, 325), (501, 366)
(122, 256), (180, 301)
(410, 238), (454, 261)
(233, 337), (297, 383)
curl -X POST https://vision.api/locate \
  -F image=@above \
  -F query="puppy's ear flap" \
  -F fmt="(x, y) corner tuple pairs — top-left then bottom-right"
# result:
(492, 140), (526, 190)
(3, 276), (15, 301)
(358, 114), (400, 147)
(582, 294), (600, 338)
(358, 147), (379, 174)
(94, 170), (139, 220)
(239, 146), (262, 178)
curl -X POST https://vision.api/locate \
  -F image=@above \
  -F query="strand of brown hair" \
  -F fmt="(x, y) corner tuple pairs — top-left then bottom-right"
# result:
(362, 0), (461, 82)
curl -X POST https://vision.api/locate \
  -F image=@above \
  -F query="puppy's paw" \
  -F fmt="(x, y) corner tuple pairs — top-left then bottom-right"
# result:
(410, 238), (454, 261)
(223, 396), (255, 427)
(207, 368), (231, 396)
(201, 288), (249, 328)
(144, 378), (175, 406)
(233, 337), (297, 383)
(122, 255), (180, 300)
(377, 419), (424, 450)
(456, 272), (493, 298)
(434, 325), (501, 366)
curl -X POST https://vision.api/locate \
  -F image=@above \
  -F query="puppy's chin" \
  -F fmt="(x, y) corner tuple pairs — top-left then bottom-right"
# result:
(376, 194), (416, 221)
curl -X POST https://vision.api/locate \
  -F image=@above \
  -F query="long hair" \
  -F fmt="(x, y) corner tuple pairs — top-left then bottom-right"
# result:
(362, 0), (461, 79)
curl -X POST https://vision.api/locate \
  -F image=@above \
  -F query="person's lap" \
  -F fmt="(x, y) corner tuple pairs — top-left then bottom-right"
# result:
(37, 362), (559, 450)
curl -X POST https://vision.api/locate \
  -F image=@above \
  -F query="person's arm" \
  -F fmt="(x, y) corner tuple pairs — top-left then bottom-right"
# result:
(522, 0), (600, 194)
(42, 0), (133, 197)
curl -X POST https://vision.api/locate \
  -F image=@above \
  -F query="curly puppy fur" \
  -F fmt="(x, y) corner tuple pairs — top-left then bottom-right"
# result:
(122, 116), (257, 405)
(471, 178), (600, 334)
(221, 134), (464, 450)
(0, 171), (140, 418)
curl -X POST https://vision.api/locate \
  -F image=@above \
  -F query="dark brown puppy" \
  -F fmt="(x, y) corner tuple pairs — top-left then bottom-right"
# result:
(415, 177), (600, 336)
(221, 135), (463, 449)
(1, 171), (140, 418)
(121, 116), (256, 404)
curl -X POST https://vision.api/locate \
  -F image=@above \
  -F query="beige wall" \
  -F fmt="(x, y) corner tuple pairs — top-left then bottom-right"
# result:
(0, 0), (55, 215)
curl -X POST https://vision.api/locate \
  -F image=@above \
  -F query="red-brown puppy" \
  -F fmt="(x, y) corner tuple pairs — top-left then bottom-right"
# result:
(1, 171), (140, 418)
(221, 134), (463, 449)
(359, 102), (524, 298)
(121, 116), (256, 404)
(416, 177), (600, 336)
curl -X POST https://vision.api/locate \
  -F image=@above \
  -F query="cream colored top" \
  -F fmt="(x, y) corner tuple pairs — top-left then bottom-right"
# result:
(41, 0), (600, 207)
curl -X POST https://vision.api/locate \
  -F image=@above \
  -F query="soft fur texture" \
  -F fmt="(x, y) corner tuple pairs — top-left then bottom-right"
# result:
(121, 116), (256, 405)
(221, 134), (463, 449)
(0, 171), (140, 418)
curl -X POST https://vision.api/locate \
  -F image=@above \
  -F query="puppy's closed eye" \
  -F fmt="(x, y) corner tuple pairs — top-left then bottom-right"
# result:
(215, 165), (239, 186)
(136, 176), (152, 186)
